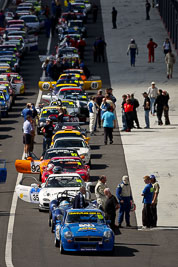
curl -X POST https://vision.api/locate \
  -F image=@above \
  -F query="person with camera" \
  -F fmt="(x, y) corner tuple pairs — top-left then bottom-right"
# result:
(42, 118), (54, 153)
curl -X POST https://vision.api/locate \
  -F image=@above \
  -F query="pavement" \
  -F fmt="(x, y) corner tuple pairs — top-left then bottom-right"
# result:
(100, 0), (178, 227)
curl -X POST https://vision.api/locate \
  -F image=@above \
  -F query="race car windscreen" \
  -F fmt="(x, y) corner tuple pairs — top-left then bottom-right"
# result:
(45, 176), (83, 188)
(66, 211), (105, 224)
(62, 101), (76, 108)
(53, 133), (82, 142)
(41, 109), (59, 118)
(54, 139), (86, 148)
(50, 158), (84, 171)
(43, 149), (78, 159)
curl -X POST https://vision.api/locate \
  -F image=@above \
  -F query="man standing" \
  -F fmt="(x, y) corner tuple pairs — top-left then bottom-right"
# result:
(23, 115), (33, 159)
(116, 176), (132, 228)
(147, 38), (158, 63)
(112, 7), (117, 29)
(124, 98), (134, 132)
(143, 92), (151, 128)
(127, 39), (138, 67)
(147, 82), (158, 115)
(88, 96), (97, 136)
(95, 90), (104, 128)
(141, 176), (154, 229)
(162, 90), (170, 125)
(73, 186), (88, 208)
(150, 175), (160, 227)
(121, 95), (127, 131)
(95, 175), (107, 210)
(102, 106), (116, 145)
(165, 49), (176, 79)
(42, 118), (54, 153)
(104, 188), (119, 232)
(92, 3), (98, 23)
(21, 103), (33, 121)
(97, 37), (107, 62)
(131, 94), (141, 129)
(154, 89), (165, 125)
(145, 0), (151, 20)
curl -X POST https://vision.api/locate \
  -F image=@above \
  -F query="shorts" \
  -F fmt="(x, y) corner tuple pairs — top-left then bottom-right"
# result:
(23, 134), (31, 145)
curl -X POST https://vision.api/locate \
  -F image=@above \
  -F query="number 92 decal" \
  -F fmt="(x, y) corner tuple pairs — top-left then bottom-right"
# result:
(31, 162), (40, 173)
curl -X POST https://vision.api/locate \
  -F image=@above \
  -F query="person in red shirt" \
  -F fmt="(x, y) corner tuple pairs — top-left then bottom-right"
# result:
(77, 37), (86, 60)
(147, 38), (158, 63)
(124, 99), (134, 132)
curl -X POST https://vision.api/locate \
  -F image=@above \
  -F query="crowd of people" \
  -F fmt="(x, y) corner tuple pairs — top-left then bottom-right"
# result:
(121, 82), (170, 131)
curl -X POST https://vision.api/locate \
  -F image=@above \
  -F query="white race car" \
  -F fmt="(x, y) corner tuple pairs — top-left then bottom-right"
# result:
(16, 173), (92, 211)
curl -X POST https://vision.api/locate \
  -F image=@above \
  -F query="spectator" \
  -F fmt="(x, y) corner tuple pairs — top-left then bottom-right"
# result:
(41, 118), (54, 153)
(93, 37), (99, 62)
(147, 38), (158, 63)
(163, 38), (171, 55)
(116, 175), (132, 228)
(131, 94), (141, 129)
(105, 94), (115, 110)
(104, 188), (119, 232)
(21, 103), (33, 121)
(88, 96), (97, 136)
(95, 90), (104, 128)
(31, 103), (37, 119)
(162, 90), (170, 125)
(44, 16), (51, 38)
(92, 3), (98, 23)
(23, 115), (33, 159)
(73, 186), (88, 208)
(77, 37), (86, 60)
(100, 97), (110, 118)
(46, 60), (54, 79)
(145, 0), (151, 20)
(95, 175), (107, 210)
(127, 39), (138, 67)
(147, 82), (158, 115)
(105, 88), (117, 104)
(143, 92), (150, 129)
(0, 10), (5, 27)
(124, 98), (134, 132)
(102, 106), (116, 145)
(154, 89), (165, 125)
(57, 107), (64, 123)
(97, 37), (107, 62)
(29, 117), (35, 153)
(121, 94), (127, 131)
(150, 175), (160, 227)
(141, 176), (154, 229)
(42, 57), (50, 76)
(165, 49), (176, 79)
(112, 7), (117, 29)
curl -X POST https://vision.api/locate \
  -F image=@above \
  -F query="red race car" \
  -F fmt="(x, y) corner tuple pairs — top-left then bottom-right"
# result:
(41, 156), (90, 183)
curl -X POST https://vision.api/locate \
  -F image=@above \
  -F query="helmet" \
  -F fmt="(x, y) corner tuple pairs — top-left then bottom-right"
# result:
(53, 166), (63, 174)
(59, 200), (69, 207)
(47, 163), (54, 171)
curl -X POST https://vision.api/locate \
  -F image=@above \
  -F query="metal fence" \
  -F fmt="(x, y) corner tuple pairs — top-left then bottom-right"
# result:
(158, 0), (178, 50)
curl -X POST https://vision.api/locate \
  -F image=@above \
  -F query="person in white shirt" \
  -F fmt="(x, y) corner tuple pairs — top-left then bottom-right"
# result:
(87, 96), (97, 135)
(147, 82), (158, 115)
(23, 115), (33, 159)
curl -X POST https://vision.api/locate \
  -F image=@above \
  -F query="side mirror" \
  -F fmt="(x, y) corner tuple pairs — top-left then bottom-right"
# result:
(85, 137), (90, 142)
(40, 156), (43, 161)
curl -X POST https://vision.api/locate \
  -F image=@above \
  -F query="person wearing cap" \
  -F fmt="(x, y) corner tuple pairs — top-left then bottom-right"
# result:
(95, 90), (104, 128)
(147, 38), (158, 63)
(150, 175), (160, 227)
(41, 118), (54, 153)
(116, 175), (132, 228)
(95, 175), (107, 210)
(141, 176), (154, 229)
(143, 92), (150, 128)
(127, 39), (138, 67)
(147, 82), (158, 115)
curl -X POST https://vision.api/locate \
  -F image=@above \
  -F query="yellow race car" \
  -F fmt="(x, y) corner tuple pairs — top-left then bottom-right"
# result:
(38, 76), (78, 91)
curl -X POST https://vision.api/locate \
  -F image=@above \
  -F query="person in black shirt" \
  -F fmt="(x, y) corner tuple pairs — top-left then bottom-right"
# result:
(73, 187), (88, 209)
(57, 107), (64, 123)
(162, 90), (170, 125)
(104, 188), (119, 232)
(143, 92), (151, 128)
(112, 7), (117, 29)
(145, 0), (151, 20)
(154, 89), (165, 125)
(42, 119), (54, 153)
(131, 94), (141, 129)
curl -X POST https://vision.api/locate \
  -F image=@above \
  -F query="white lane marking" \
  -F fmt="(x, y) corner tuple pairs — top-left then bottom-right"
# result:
(138, 227), (178, 231)
(5, 32), (52, 267)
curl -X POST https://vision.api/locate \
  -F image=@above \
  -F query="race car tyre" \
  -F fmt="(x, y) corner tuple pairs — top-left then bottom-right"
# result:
(59, 240), (65, 254)
(51, 222), (55, 233)
(89, 159), (91, 168)
(55, 238), (60, 248)
(39, 207), (43, 212)
(49, 213), (52, 227)
(107, 247), (115, 256)
(39, 173), (42, 182)
(37, 127), (41, 135)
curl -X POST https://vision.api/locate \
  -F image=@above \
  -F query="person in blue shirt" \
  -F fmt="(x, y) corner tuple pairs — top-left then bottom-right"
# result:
(21, 103), (33, 121)
(102, 106), (116, 145)
(141, 176), (154, 229)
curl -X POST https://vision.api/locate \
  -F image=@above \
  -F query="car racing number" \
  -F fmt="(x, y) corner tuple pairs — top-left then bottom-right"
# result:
(31, 162), (40, 173)
(91, 82), (98, 90)
(42, 82), (50, 90)
(30, 187), (40, 203)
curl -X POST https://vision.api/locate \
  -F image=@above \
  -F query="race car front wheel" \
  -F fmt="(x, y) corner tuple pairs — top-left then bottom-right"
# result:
(60, 240), (65, 254)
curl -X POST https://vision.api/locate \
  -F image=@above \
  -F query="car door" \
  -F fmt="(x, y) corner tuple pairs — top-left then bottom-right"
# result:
(15, 158), (41, 174)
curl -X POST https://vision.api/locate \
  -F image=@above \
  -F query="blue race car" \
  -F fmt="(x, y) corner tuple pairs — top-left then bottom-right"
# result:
(0, 91), (8, 117)
(54, 208), (115, 254)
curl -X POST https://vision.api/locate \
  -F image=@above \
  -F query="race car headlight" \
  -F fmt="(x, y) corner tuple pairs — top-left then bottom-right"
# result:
(103, 231), (112, 239)
(43, 198), (50, 202)
(64, 231), (72, 239)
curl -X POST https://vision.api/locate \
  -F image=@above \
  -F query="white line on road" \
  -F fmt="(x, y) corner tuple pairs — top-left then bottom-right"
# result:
(5, 32), (52, 267)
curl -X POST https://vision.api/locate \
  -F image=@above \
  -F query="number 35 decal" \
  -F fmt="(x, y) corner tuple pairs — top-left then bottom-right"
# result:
(31, 162), (40, 173)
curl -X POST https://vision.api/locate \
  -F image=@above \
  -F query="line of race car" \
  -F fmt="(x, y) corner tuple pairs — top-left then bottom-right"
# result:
(12, 0), (115, 255)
